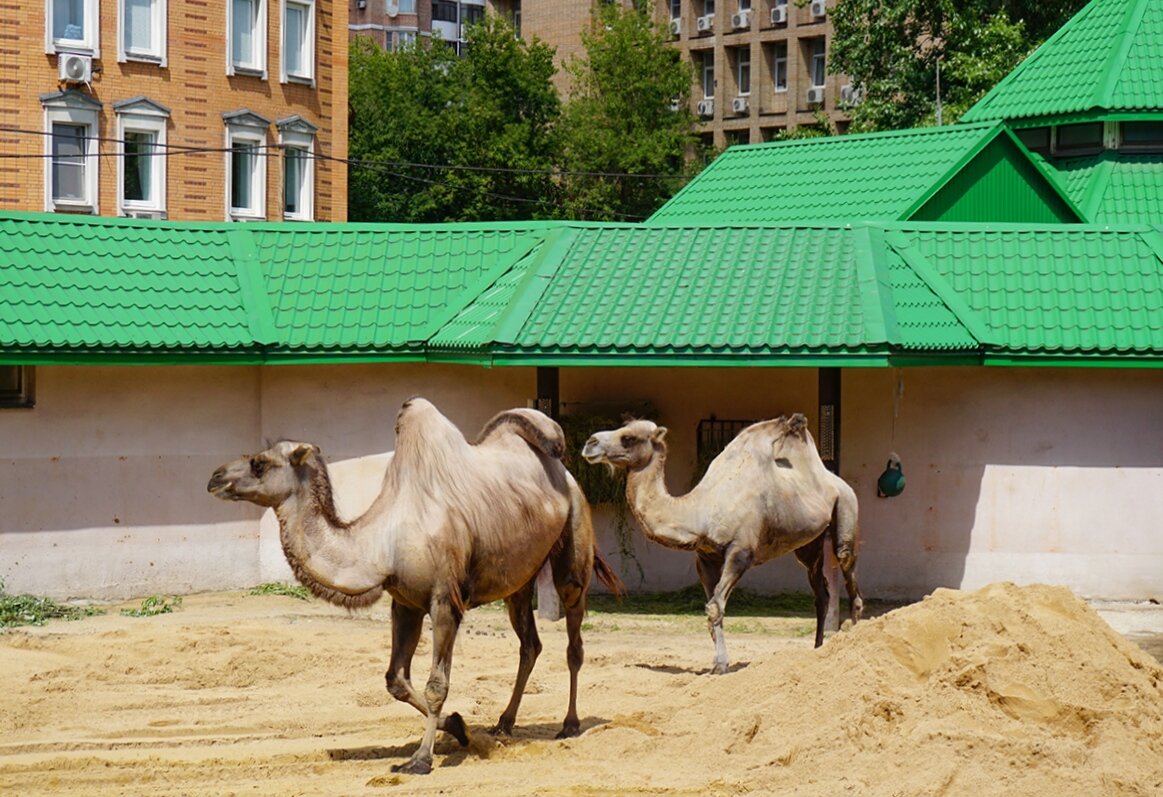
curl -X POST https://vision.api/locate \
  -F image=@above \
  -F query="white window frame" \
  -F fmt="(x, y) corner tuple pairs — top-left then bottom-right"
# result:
(224, 112), (270, 220)
(397, 30), (416, 48)
(115, 98), (169, 217)
(398, 0), (416, 12)
(736, 47), (750, 95)
(809, 38), (826, 88)
(42, 91), (101, 213)
(46, 0), (100, 55)
(701, 51), (715, 99)
(228, 0), (268, 77)
(118, 0), (166, 64)
(773, 41), (787, 92)
(281, 0), (315, 84)
(277, 116), (316, 221)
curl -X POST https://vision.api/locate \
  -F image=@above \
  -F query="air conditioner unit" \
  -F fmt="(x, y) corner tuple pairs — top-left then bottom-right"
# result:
(58, 52), (93, 84)
(125, 210), (164, 220)
(669, 97), (682, 112)
(770, 5), (787, 24)
(696, 13), (714, 32)
(731, 96), (749, 114)
(696, 98), (715, 117)
(806, 86), (825, 104)
(731, 10), (750, 29)
(840, 84), (862, 104)
(669, 18), (681, 36)
(810, 0), (826, 18)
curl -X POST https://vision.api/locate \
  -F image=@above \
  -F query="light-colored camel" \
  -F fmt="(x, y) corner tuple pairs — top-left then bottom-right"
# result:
(582, 412), (861, 673)
(208, 398), (622, 775)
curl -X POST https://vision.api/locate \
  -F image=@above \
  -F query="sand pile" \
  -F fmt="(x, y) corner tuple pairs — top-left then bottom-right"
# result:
(643, 582), (1163, 796)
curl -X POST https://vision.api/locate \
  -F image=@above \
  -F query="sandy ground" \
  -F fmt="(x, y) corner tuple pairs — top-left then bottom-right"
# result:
(2, 583), (1163, 797)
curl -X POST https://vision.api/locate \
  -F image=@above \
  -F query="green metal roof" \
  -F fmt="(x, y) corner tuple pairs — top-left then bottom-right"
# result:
(3, 212), (1163, 367)
(646, 123), (1077, 225)
(963, 0), (1163, 123)
(1029, 150), (1163, 224)
(0, 213), (257, 360)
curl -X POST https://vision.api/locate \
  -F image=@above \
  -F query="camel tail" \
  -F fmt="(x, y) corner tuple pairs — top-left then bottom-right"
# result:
(475, 408), (565, 460)
(592, 545), (625, 600)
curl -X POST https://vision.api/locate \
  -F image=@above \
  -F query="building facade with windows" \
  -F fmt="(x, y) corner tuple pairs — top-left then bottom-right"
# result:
(0, 0), (347, 221)
(350, 0), (485, 56)
(662, 0), (852, 147)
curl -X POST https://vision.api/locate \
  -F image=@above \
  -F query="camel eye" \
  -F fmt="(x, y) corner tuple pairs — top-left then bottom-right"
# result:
(250, 458), (266, 478)
(620, 434), (638, 447)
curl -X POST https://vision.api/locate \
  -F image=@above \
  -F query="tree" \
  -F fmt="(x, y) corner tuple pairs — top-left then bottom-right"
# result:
(348, 18), (561, 222)
(830, 0), (1089, 131)
(557, 4), (702, 221)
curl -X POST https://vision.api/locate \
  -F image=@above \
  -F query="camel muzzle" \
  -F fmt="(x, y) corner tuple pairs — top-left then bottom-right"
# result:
(206, 470), (238, 500)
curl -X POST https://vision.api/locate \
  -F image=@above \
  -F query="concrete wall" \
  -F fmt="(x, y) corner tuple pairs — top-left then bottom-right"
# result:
(3, 363), (1161, 601)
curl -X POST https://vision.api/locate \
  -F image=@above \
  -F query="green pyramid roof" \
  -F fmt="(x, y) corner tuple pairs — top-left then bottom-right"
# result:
(963, 0), (1163, 123)
(1030, 150), (1163, 224)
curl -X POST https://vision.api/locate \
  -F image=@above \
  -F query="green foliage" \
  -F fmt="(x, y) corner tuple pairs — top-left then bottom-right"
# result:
(120, 595), (182, 617)
(348, 17), (561, 222)
(558, 4), (703, 220)
(0, 577), (105, 628)
(830, 0), (1089, 131)
(248, 582), (311, 601)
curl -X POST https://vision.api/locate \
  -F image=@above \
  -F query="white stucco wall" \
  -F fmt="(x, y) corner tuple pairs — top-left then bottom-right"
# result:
(2, 362), (1161, 601)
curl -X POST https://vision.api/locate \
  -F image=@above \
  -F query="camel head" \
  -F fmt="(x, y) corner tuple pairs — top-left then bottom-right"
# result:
(207, 441), (323, 508)
(768, 413), (812, 457)
(582, 419), (668, 471)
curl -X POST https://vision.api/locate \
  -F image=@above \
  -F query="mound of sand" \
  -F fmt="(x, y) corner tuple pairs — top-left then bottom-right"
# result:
(641, 582), (1163, 796)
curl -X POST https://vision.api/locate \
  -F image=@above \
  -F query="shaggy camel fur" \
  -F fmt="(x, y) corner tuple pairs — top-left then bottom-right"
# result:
(208, 398), (622, 775)
(583, 413), (861, 673)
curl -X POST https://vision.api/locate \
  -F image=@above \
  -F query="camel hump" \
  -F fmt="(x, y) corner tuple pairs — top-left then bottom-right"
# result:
(475, 407), (566, 460)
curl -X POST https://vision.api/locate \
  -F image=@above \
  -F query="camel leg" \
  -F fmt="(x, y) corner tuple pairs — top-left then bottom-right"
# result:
(489, 582), (543, 736)
(385, 600), (469, 747)
(794, 533), (829, 648)
(391, 601), (462, 775)
(705, 547), (753, 675)
(556, 581), (586, 738)
(831, 496), (864, 626)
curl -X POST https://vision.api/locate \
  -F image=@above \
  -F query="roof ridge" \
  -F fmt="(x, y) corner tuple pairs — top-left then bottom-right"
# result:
(1094, 0), (1149, 106)
(739, 121), (994, 152)
(227, 228), (279, 347)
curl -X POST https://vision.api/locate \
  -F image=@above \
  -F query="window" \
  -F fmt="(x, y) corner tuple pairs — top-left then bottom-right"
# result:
(1120, 121), (1163, 152)
(670, 0), (680, 17)
(282, 0), (314, 83)
(47, 0), (99, 54)
(397, 0), (415, 11)
(224, 110), (270, 219)
(119, 0), (165, 64)
(809, 38), (826, 87)
(738, 0), (750, 9)
(432, 0), (457, 22)
(703, 0), (714, 13)
(0, 366), (35, 409)
(1055, 122), (1102, 155)
(115, 97), (169, 216)
(1015, 127), (1050, 155)
(277, 115), (316, 221)
(701, 51), (714, 98)
(229, 0), (267, 76)
(736, 47), (750, 95)
(397, 30), (416, 48)
(462, 3), (484, 28)
(42, 90), (101, 212)
(773, 41), (787, 91)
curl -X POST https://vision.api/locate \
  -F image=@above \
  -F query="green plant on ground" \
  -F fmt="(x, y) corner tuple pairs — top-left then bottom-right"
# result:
(120, 595), (182, 617)
(248, 582), (311, 601)
(0, 577), (105, 628)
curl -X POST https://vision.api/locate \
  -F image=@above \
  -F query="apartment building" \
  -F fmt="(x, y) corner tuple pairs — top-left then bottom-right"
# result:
(0, 0), (348, 221)
(351, 0), (486, 55)
(664, 0), (852, 147)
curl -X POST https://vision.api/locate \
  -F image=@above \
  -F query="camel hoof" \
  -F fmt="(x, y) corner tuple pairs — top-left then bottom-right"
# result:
(444, 712), (469, 747)
(710, 662), (729, 675)
(487, 719), (514, 737)
(391, 757), (433, 775)
(555, 724), (580, 740)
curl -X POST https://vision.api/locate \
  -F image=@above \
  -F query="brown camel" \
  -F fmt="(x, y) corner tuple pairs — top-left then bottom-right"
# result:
(582, 412), (861, 673)
(207, 398), (622, 775)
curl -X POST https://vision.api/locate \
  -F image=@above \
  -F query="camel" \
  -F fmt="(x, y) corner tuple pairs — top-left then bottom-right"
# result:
(207, 398), (622, 775)
(582, 412), (861, 674)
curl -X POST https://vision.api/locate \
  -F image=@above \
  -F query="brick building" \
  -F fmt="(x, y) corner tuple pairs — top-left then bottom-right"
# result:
(0, 0), (348, 221)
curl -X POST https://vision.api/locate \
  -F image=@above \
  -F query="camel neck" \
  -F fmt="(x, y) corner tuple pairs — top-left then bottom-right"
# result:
(625, 447), (702, 551)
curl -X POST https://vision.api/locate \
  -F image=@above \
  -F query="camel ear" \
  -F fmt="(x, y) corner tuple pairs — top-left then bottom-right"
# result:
(652, 426), (668, 442)
(290, 444), (315, 467)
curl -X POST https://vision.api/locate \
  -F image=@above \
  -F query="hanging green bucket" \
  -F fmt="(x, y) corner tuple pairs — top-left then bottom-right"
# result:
(877, 454), (905, 498)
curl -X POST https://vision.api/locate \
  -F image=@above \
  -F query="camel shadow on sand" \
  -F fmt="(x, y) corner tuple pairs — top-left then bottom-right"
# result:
(326, 716), (612, 768)
(633, 661), (751, 676)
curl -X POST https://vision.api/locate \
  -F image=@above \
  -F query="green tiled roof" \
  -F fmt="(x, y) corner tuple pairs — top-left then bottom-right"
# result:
(647, 123), (1041, 225)
(1030, 151), (1163, 224)
(963, 0), (1163, 122)
(887, 225), (1163, 358)
(251, 224), (550, 356)
(3, 212), (1163, 367)
(0, 214), (257, 359)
